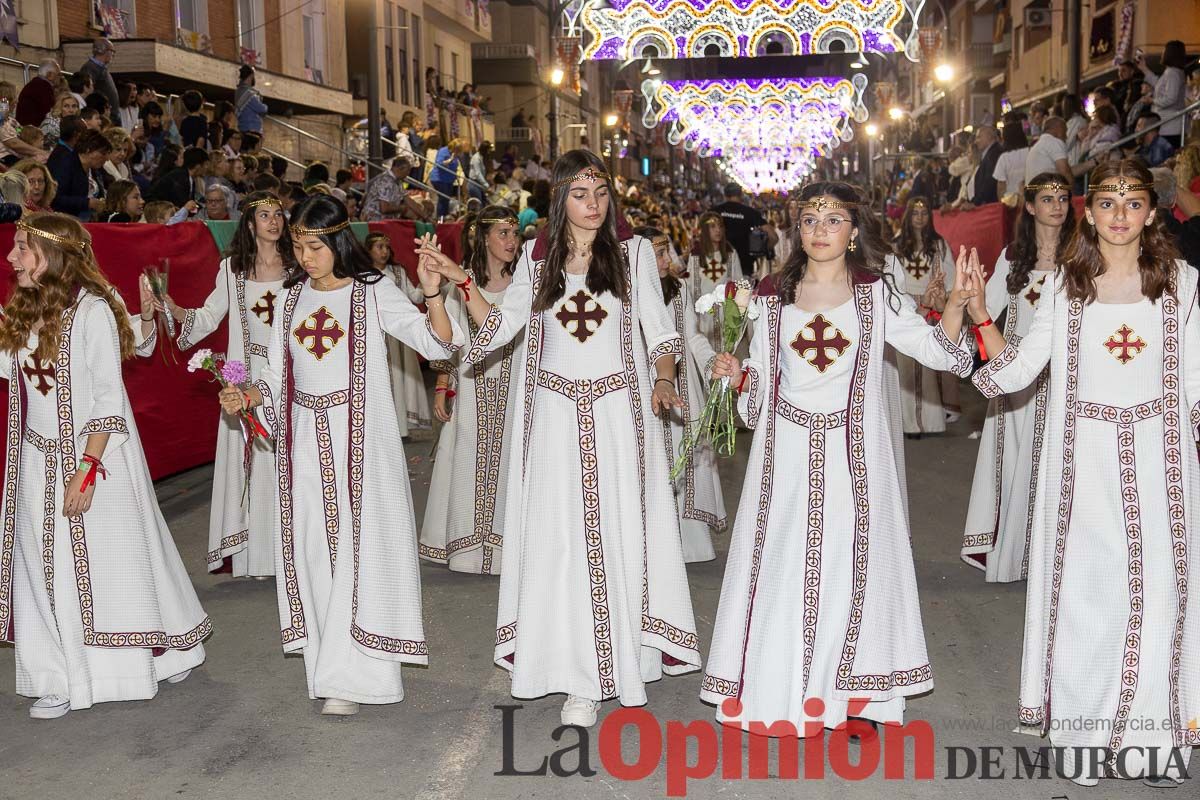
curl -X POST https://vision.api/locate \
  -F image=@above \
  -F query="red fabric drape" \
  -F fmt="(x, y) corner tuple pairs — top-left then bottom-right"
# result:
(1, 220), (466, 481)
(366, 220), (465, 287)
(932, 202), (1014, 279)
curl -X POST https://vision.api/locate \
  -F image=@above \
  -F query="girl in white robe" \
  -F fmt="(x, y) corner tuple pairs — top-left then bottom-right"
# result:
(220, 196), (464, 716)
(366, 233), (432, 437)
(884, 196), (958, 436)
(430, 151), (701, 729)
(168, 191), (289, 577)
(638, 224), (725, 563)
(0, 213), (211, 720)
(702, 183), (975, 733)
(968, 160), (1198, 786)
(961, 175), (1074, 582)
(416, 206), (523, 574)
(688, 212), (743, 351)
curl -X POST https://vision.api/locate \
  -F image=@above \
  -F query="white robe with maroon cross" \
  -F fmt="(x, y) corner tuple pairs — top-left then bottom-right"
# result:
(1, 291), (211, 711)
(177, 256), (283, 577)
(961, 252), (1052, 582)
(687, 248), (744, 352)
(252, 276), (463, 703)
(972, 264), (1200, 785)
(420, 283), (522, 575)
(886, 244), (958, 434)
(701, 281), (974, 730)
(662, 280), (725, 563)
(384, 266), (433, 437)
(463, 233), (702, 707)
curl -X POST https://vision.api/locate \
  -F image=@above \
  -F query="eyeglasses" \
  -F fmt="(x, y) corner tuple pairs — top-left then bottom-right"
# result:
(797, 215), (850, 233)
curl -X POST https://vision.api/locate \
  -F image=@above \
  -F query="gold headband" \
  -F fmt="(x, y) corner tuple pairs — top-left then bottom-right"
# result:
(1026, 181), (1071, 194)
(16, 219), (88, 255)
(1090, 177), (1153, 197)
(478, 216), (516, 225)
(554, 167), (609, 191)
(245, 197), (282, 211)
(800, 197), (856, 213)
(910, 199), (928, 209)
(290, 220), (350, 237)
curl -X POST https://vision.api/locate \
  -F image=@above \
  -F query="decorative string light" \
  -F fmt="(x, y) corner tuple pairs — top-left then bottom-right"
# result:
(582, 0), (924, 61)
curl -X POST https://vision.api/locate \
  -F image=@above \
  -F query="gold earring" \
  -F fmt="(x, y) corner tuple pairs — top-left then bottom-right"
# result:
(848, 237), (858, 252)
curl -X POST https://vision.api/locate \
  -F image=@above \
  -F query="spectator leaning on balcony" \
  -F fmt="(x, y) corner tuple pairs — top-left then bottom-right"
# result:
(15, 60), (60, 127)
(235, 65), (268, 149)
(362, 156), (429, 221)
(77, 38), (122, 126)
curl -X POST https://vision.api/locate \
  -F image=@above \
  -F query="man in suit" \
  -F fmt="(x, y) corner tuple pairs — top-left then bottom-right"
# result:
(969, 124), (1001, 206)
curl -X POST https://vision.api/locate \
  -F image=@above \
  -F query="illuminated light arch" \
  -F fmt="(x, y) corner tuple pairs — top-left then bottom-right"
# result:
(628, 27), (675, 59)
(687, 24), (738, 58)
(751, 24), (800, 56)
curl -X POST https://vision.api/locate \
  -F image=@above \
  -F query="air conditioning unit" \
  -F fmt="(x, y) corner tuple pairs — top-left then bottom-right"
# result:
(1025, 8), (1052, 28)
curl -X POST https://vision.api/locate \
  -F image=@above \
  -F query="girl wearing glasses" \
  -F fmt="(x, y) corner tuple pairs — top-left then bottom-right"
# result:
(702, 182), (976, 735)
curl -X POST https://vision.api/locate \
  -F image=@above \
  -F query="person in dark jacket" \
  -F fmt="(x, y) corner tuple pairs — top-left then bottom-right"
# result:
(970, 124), (1002, 206)
(76, 39), (122, 126)
(147, 147), (210, 208)
(48, 120), (111, 220)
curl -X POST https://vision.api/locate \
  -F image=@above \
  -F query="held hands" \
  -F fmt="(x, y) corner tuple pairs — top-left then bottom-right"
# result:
(948, 246), (989, 321)
(710, 352), (741, 382)
(415, 232), (469, 285)
(414, 232), (452, 296)
(139, 275), (177, 319)
(63, 469), (96, 517)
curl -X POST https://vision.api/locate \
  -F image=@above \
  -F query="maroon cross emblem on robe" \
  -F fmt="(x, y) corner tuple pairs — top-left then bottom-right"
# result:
(555, 290), (609, 343)
(1024, 284), (1041, 306)
(1104, 324), (1146, 365)
(22, 356), (54, 396)
(905, 257), (930, 280)
(702, 257), (725, 282)
(790, 314), (852, 373)
(251, 291), (276, 327)
(293, 306), (345, 360)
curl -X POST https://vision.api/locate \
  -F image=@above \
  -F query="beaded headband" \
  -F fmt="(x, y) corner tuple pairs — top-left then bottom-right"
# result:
(909, 198), (929, 209)
(16, 219), (88, 255)
(469, 215), (518, 237)
(799, 197), (857, 213)
(244, 196), (282, 211)
(554, 167), (609, 191)
(1026, 180), (1071, 194)
(290, 220), (350, 237)
(1089, 177), (1153, 197)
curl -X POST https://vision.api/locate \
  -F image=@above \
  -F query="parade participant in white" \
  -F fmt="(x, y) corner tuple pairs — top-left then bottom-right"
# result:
(167, 191), (290, 577)
(416, 206), (523, 574)
(687, 212), (743, 350)
(884, 196), (959, 435)
(220, 196), (464, 717)
(638, 224), (725, 563)
(0, 214), (211, 720)
(702, 184), (976, 731)
(430, 150), (701, 729)
(366, 233), (432, 437)
(961, 175), (1073, 582)
(969, 160), (1199, 787)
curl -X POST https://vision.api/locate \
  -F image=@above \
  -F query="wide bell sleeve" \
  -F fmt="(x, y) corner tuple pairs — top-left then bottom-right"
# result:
(178, 260), (231, 351)
(972, 275), (1058, 398)
(633, 238), (683, 365)
(428, 289), (465, 389)
(375, 278), (464, 360)
(882, 288), (974, 377)
(683, 283), (717, 388)
(1177, 268), (1200, 438)
(79, 300), (132, 453)
(463, 246), (534, 365)
(985, 253), (1013, 321)
(736, 297), (769, 429)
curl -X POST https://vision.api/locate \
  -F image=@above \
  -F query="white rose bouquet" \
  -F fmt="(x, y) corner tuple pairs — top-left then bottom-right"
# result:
(671, 279), (759, 479)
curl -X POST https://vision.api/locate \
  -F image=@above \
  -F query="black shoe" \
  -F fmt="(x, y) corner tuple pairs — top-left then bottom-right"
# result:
(845, 717), (879, 741)
(1143, 775), (1182, 789)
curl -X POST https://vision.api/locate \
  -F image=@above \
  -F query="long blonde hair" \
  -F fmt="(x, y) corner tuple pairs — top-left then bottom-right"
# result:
(0, 212), (136, 362)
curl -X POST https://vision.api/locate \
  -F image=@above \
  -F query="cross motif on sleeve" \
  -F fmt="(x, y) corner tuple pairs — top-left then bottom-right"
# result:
(555, 290), (609, 343)
(22, 355), (55, 396)
(293, 306), (345, 360)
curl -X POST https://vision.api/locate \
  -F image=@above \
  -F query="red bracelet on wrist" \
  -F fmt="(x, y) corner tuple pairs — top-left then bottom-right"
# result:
(446, 389), (456, 400)
(80, 454), (106, 492)
(735, 368), (749, 393)
(976, 317), (994, 329)
(456, 275), (473, 302)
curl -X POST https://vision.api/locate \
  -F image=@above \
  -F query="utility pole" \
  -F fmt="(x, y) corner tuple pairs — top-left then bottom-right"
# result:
(1066, 0), (1082, 96)
(367, 0), (382, 180)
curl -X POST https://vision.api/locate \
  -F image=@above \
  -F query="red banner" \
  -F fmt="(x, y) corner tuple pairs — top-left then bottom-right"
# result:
(933, 202), (1014, 278)
(1, 220), (466, 481)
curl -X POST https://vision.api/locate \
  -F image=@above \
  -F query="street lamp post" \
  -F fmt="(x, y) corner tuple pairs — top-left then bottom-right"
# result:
(549, 67), (564, 162)
(934, 62), (954, 149)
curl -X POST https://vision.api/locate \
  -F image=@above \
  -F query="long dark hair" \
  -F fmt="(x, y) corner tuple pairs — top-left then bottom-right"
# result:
(776, 182), (897, 308)
(894, 195), (944, 263)
(696, 211), (731, 259)
(634, 225), (679, 305)
(283, 195), (382, 288)
(1060, 159), (1178, 304)
(228, 191), (296, 278)
(1001, 117), (1029, 151)
(1005, 172), (1076, 294)
(530, 149), (630, 313)
(463, 204), (519, 287)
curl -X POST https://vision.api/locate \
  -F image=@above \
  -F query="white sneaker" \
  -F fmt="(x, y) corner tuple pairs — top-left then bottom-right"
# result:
(166, 669), (192, 684)
(321, 698), (360, 716)
(29, 695), (70, 720)
(560, 695), (599, 727)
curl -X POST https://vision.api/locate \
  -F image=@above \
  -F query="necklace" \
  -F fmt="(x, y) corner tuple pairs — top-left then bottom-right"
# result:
(567, 232), (594, 261)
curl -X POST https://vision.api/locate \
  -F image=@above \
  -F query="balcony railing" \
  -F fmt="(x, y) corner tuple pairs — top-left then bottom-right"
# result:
(472, 43), (536, 60)
(496, 127), (534, 142)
